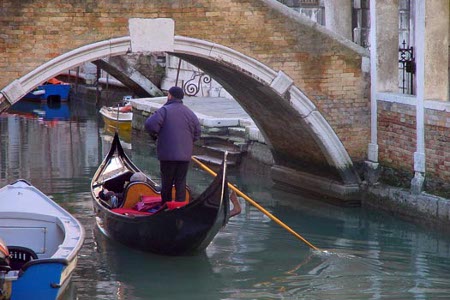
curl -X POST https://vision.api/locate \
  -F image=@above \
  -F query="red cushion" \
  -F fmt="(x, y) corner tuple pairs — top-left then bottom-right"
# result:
(134, 196), (162, 211)
(141, 196), (162, 203)
(166, 201), (188, 210)
(111, 208), (153, 216)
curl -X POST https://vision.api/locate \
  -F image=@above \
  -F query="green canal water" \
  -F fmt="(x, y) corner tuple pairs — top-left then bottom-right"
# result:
(1, 99), (450, 299)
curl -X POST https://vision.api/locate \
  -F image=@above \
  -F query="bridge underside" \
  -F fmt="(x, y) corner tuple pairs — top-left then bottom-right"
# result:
(92, 55), (164, 98)
(173, 53), (361, 204)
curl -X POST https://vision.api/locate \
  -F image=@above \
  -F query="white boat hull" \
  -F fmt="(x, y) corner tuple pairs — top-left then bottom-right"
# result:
(0, 180), (85, 300)
(99, 106), (133, 123)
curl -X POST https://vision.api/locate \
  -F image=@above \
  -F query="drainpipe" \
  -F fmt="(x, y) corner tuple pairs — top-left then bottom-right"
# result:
(411, 1), (425, 194)
(365, 0), (380, 185)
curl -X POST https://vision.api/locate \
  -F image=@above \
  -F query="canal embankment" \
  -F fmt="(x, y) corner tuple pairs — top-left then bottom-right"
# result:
(129, 96), (450, 231)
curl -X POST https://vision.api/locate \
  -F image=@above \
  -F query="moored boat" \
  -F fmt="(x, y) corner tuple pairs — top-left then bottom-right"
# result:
(23, 78), (71, 102)
(90, 132), (230, 256)
(99, 106), (132, 132)
(0, 179), (85, 300)
(99, 96), (133, 133)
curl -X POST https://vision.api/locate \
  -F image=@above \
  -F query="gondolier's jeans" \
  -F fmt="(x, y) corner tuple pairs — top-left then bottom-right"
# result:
(160, 161), (189, 202)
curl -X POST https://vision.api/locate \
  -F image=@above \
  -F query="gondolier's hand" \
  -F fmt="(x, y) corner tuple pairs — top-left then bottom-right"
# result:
(229, 190), (241, 218)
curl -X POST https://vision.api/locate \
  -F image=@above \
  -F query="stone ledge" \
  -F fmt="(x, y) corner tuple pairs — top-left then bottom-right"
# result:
(365, 184), (450, 229)
(271, 165), (361, 206)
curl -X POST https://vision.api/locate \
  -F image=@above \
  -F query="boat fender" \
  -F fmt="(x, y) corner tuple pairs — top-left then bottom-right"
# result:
(0, 239), (10, 271)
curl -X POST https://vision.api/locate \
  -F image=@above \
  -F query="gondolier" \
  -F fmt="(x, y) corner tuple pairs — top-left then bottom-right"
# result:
(144, 86), (201, 204)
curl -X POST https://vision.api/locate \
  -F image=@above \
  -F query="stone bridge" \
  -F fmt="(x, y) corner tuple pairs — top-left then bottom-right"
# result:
(0, 0), (370, 204)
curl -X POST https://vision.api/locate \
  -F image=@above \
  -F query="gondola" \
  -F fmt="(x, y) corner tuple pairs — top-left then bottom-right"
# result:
(90, 132), (230, 256)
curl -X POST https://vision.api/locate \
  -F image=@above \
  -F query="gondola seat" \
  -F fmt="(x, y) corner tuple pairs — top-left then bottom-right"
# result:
(121, 182), (160, 209)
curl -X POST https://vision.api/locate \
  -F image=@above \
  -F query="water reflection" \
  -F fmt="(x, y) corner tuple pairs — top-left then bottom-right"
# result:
(102, 121), (132, 145)
(1, 99), (450, 299)
(1, 100), (99, 192)
(91, 226), (225, 300)
(8, 99), (71, 121)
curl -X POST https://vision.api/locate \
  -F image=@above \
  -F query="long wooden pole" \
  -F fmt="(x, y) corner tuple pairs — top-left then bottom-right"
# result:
(191, 156), (320, 251)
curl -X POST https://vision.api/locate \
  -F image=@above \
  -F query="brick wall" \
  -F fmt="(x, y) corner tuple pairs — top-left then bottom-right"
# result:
(1, 0), (369, 165)
(378, 100), (450, 195)
(424, 108), (450, 195)
(377, 101), (416, 187)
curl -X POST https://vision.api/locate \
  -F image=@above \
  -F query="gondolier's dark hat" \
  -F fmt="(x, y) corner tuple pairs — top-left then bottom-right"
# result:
(169, 86), (184, 100)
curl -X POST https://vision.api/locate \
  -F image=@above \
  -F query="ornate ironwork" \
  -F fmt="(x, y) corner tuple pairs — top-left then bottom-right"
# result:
(182, 71), (212, 97)
(399, 40), (415, 94)
(174, 57), (211, 97)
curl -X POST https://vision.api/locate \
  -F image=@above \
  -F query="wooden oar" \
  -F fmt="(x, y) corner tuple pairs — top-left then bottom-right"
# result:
(191, 156), (320, 251)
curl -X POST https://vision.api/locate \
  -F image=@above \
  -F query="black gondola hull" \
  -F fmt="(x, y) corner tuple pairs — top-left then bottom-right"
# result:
(91, 133), (229, 256)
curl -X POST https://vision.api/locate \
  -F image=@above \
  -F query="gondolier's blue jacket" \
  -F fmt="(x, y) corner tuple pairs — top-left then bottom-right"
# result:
(144, 99), (201, 161)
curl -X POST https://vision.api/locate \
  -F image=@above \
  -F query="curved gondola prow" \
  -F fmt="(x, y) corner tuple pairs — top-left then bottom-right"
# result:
(182, 155), (230, 254)
(108, 132), (127, 163)
(93, 132), (126, 180)
(91, 132), (137, 205)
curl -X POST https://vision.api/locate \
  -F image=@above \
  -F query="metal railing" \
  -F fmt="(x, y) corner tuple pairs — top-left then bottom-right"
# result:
(398, 40), (415, 95)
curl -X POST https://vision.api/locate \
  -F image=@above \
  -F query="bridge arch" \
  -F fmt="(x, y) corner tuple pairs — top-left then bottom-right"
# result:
(0, 35), (361, 201)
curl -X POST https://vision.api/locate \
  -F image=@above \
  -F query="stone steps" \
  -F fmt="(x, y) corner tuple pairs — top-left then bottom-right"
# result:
(194, 135), (247, 167)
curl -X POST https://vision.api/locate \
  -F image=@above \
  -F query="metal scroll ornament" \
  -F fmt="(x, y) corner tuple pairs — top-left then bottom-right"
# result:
(398, 40), (415, 94)
(182, 71), (212, 97)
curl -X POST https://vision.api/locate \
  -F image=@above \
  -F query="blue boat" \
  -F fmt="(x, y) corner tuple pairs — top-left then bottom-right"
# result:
(24, 78), (71, 102)
(0, 180), (85, 300)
